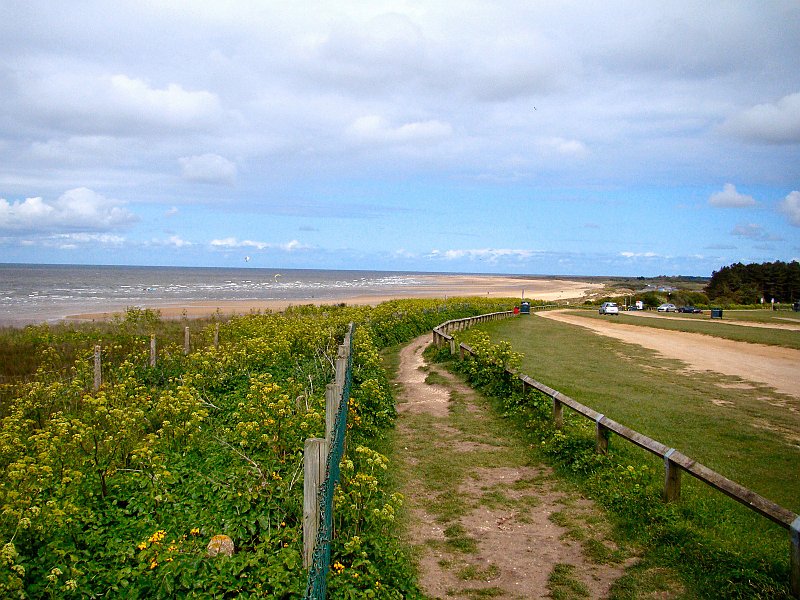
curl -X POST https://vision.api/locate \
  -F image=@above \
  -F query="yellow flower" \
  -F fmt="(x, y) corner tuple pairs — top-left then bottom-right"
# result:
(190, 528), (200, 536)
(148, 530), (166, 544)
(137, 541), (147, 550)
(149, 560), (158, 570)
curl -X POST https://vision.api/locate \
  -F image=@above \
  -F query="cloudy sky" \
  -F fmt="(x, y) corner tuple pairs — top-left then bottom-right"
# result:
(1, 1), (799, 276)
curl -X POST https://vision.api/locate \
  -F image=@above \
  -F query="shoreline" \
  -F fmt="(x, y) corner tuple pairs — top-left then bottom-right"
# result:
(59, 276), (602, 324)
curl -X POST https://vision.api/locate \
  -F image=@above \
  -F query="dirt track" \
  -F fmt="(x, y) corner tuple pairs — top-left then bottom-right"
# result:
(538, 311), (800, 400)
(393, 335), (632, 599)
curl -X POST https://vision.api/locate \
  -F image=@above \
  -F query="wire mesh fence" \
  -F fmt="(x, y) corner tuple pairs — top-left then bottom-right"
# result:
(303, 324), (354, 599)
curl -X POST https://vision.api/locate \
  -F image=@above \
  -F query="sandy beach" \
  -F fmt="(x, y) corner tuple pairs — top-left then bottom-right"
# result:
(64, 275), (601, 322)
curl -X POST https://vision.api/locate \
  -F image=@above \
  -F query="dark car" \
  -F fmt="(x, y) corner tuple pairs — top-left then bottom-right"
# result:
(678, 306), (702, 313)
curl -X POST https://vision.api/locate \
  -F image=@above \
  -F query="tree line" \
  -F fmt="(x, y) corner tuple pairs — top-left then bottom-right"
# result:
(705, 260), (800, 304)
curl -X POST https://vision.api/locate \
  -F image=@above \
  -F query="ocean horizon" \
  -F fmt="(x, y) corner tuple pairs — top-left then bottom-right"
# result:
(0, 263), (547, 326)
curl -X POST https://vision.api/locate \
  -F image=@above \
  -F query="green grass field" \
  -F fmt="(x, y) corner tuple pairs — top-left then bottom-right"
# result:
(474, 314), (799, 597)
(483, 315), (799, 511)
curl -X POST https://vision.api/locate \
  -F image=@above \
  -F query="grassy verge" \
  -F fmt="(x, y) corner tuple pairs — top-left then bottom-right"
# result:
(482, 315), (799, 510)
(572, 310), (800, 349)
(461, 317), (796, 597)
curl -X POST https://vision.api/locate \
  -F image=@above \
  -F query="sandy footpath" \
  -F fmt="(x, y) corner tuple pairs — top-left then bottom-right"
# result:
(64, 275), (601, 322)
(538, 311), (800, 400)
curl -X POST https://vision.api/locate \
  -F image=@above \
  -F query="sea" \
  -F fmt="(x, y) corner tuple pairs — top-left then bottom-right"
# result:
(0, 264), (442, 326)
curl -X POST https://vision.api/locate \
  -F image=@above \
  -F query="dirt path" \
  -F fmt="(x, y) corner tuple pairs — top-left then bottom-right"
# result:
(393, 335), (637, 599)
(538, 311), (800, 399)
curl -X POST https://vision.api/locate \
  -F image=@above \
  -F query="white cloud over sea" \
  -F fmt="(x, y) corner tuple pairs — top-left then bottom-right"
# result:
(0, 188), (136, 233)
(1, 1), (798, 275)
(709, 184), (757, 208)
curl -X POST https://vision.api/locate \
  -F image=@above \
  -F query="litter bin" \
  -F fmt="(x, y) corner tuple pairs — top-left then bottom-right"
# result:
(520, 301), (531, 315)
(711, 308), (723, 319)
(513, 306), (520, 315)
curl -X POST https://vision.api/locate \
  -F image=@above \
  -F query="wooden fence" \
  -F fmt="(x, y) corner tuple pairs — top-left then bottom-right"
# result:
(303, 324), (355, 599)
(91, 324), (220, 388)
(434, 313), (800, 597)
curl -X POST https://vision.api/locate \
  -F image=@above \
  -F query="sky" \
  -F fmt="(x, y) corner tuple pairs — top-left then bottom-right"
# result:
(1, 1), (799, 277)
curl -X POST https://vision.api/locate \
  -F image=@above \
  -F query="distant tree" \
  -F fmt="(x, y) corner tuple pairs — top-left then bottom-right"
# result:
(671, 290), (709, 306)
(639, 291), (663, 308)
(705, 261), (800, 304)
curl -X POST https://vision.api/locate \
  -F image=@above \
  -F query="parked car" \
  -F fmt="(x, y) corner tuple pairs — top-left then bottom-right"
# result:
(657, 303), (678, 312)
(794, 301), (800, 312)
(599, 302), (619, 315)
(678, 306), (702, 313)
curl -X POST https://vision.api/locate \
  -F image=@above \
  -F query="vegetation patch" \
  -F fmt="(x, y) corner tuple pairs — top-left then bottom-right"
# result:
(548, 563), (591, 599)
(0, 297), (515, 597)
(443, 321), (796, 598)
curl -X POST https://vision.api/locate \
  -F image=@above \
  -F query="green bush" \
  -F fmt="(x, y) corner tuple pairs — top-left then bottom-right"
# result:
(0, 298), (517, 597)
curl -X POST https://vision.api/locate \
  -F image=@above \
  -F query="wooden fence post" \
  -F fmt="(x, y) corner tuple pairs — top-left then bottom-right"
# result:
(663, 448), (681, 502)
(184, 327), (190, 355)
(93, 345), (101, 391)
(335, 355), (347, 390)
(791, 516), (799, 598)
(553, 396), (564, 429)
(325, 383), (340, 445)
(214, 323), (219, 348)
(595, 414), (609, 454)
(150, 335), (156, 368)
(303, 438), (328, 569)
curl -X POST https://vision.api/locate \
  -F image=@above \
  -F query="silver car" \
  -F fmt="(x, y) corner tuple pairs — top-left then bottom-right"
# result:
(657, 303), (678, 312)
(599, 302), (620, 315)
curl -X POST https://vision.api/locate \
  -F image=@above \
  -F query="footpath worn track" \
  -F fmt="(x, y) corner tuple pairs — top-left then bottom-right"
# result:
(392, 335), (640, 599)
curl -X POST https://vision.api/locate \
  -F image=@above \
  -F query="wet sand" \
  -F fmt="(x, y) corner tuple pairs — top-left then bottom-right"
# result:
(64, 275), (601, 322)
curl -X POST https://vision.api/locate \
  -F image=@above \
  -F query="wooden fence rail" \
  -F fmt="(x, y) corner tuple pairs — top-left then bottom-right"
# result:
(90, 325), (223, 386)
(436, 314), (799, 596)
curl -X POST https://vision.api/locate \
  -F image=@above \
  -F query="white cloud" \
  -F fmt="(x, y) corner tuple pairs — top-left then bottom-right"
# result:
(165, 206), (179, 217)
(721, 92), (800, 144)
(348, 115), (452, 144)
(731, 223), (781, 241)
(179, 154), (237, 185)
(778, 191), (800, 227)
(210, 237), (310, 251)
(27, 232), (127, 250)
(709, 183), (756, 208)
(426, 248), (533, 263)
(620, 251), (659, 258)
(27, 71), (224, 135)
(537, 137), (588, 158)
(166, 235), (191, 247)
(0, 188), (137, 233)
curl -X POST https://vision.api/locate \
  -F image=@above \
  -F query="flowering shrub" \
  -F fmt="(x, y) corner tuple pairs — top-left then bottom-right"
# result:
(0, 298), (513, 597)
